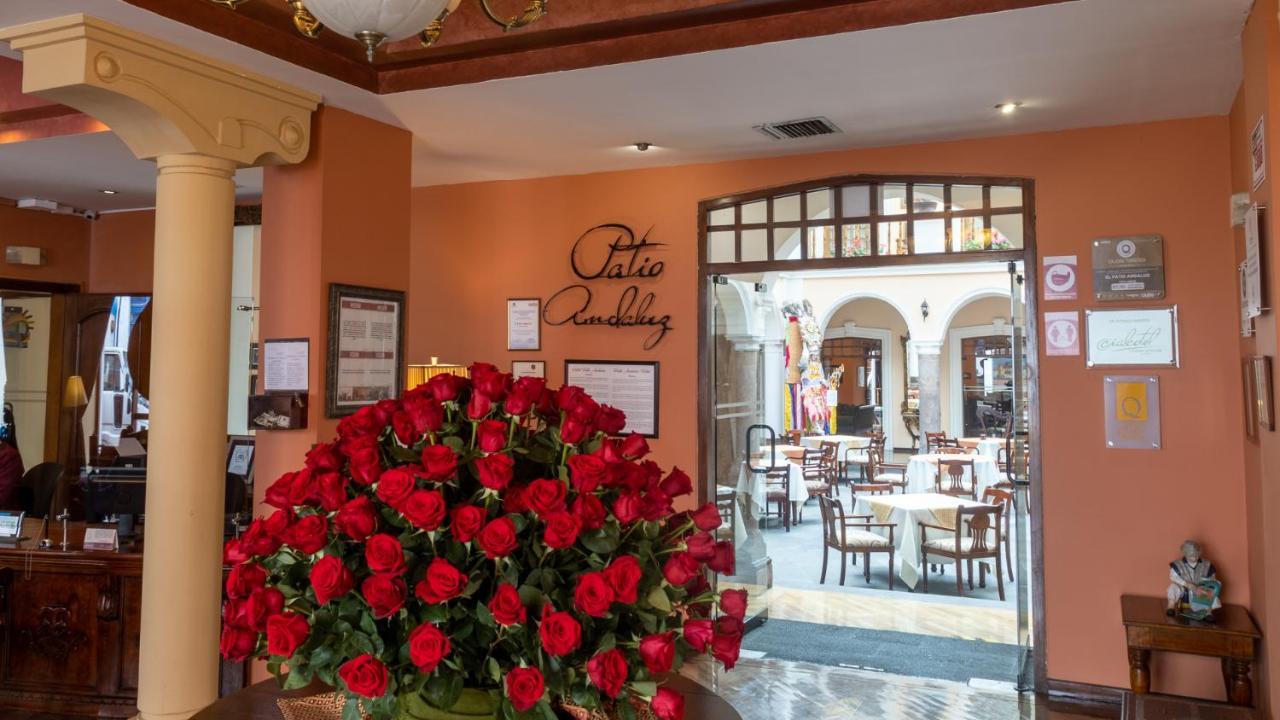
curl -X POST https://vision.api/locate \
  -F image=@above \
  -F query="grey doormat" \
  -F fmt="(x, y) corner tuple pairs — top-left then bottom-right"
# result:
(742, 618), (1023, 684)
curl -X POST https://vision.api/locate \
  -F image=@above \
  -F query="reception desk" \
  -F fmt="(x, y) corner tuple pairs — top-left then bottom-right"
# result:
(0, 519), (243, 717)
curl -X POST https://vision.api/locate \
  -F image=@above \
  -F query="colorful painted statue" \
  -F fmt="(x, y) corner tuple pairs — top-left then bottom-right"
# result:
(1166, 539), (1222, 619)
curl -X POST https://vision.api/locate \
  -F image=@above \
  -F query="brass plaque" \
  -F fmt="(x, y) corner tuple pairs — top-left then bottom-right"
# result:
(1092, 235), (1165, 301)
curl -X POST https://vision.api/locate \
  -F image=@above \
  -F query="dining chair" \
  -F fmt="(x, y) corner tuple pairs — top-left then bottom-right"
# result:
(785, 429), (803, 445)
(865, 447), (908, 494)
(817, 495), (895, 589)
(923, 431), (947, 454)
(715, 486), (737, 536)
(937, 446), (972, 455)
(796, 448), (832, 522)
(919, 503), (1004, 600)
(763, 468), (791, 532)
(935, 458), (977, 500)
(819, 441), (841, 490)
(982, 486), (1016, 581)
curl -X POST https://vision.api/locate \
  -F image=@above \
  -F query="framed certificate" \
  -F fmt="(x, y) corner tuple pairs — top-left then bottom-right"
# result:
(508, 298), (541, 351)
(512, 360), (546, 379)
(327, 284), (406, 417)
(565, 360), (660, 437)
(1085, 307), (1179, 368)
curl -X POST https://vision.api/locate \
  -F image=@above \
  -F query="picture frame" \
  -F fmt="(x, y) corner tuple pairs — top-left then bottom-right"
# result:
(512, 360), (546, 379)
(564, 360), (660, 437)
(507, 298), (541, 351)
(1084, 307), (1180, 368)
(326, 284), (406, 418)
(1252, 356), (1275, 432)
(226, 435), (256, 483)
(1244, 359), (1258, 439)
(262, 337), (309, 393)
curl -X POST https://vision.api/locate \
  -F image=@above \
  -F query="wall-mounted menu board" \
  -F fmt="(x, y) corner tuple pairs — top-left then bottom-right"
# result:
(565, 360), (660, 438)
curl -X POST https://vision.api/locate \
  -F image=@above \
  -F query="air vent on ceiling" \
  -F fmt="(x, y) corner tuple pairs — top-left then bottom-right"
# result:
(754, 116), (842, 140)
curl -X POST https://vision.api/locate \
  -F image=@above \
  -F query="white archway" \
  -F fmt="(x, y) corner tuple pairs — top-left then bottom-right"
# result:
(937, 287), (1012, 337)
(817, 289), (924, 340)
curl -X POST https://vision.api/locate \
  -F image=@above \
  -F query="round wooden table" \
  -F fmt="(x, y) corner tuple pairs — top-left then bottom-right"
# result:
(192, 674), (742, 720)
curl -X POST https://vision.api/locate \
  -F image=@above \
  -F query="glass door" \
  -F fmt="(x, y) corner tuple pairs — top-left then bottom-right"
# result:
(709, 275), (770, 630)
(1007, 261), (1035, 690)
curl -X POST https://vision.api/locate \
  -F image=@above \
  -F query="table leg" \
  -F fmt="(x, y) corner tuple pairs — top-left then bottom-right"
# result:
(1226, 658), (1253, 707)
(1127, 648), (1150, 694)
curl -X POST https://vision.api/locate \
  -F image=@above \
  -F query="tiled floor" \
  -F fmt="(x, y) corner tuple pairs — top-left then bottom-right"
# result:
(768, 585), (1018, 644)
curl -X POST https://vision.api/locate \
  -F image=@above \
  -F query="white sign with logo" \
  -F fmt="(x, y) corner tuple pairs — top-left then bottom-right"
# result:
(1085, 307), (1180, 368)
(1044, 312), (1080, 357)
(1042, 255), (1078, 301)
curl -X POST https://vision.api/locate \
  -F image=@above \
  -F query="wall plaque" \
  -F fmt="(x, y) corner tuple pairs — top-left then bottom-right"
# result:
(1085, 307), (1179, 368)
(565, 360), (659, 437)
(1104, 376), (1161, 449)
(1243, 205), (1267, 320)
(1092, 235), (1165, 301)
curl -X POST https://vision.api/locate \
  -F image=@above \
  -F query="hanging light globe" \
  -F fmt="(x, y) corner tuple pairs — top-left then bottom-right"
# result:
(302, 0), (451, 60)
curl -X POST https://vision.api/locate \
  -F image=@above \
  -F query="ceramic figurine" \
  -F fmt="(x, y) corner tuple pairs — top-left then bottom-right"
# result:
(1166, 539), (1222, 619)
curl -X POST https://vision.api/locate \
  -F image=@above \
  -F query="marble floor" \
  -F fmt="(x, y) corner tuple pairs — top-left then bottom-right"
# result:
(767, 585), (1018, 644)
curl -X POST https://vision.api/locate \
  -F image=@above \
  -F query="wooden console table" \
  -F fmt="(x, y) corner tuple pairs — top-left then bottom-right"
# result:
(1122, 594), (1261, 707)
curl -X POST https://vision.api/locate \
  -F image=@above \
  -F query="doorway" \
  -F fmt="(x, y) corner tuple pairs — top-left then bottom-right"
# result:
(699, 175), (1042, 693)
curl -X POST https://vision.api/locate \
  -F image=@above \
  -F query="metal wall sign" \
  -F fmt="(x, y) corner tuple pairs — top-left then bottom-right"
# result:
(1085, 307), (1179, 368)
(1092, 235), (1165, 301)
(1104, 376), (1161, 449)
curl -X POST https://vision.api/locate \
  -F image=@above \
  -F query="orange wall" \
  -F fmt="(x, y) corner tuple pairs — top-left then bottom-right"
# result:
(89, 209), (154, 294)
(410, 116), (1247, 699)
(1231, 0), (1280, 716)
(0, 203), (90, 287)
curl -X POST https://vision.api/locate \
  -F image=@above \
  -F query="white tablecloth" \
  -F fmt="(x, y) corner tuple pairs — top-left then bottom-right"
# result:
(800, 434), (872, 458)
(852, 493), (988, 589)
(959, 437), (1005, 460)
(904, 454), (1001, 496)
(737, 460), (808, 515)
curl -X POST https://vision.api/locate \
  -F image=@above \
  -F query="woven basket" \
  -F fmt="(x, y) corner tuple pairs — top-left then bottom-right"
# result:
(558, 699), (657, 720)
(277, 692), (368, 720)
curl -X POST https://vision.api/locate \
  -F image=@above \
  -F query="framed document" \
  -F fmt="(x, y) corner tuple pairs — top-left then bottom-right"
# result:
(1252, 356), (1275, 432)
(327, 284), (406, 417)
(262, 338), (309, 392)
(565, 360), (660, 437)
(0, 511), (24, 541)
(1244, 205), (1267, 320)
(512, 360), (546, 379)
(508, 298), (541, 351)
(1085, 307), (1179, 368)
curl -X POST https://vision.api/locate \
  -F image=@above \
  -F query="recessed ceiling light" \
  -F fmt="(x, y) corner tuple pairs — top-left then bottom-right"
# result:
(633, 142), (654, 152)
(99, 189), (117, 195)
(996, 102), (1021, 115)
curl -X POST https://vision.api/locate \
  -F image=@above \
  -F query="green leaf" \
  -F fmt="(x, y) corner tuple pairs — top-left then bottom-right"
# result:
(342, 698), (363, 720)
(283, 666), (313, 690)
(581, 526), (620, 555)
(596, 633), (616, 652)
(425, 672), (464, 711)
(443, 436), (466, 453)
(310, 645), (335, 669)
(617, 700), (637, 720)
(534, 700), (559, 720)
(629, 681), (657, 699)
(486, 658), (503, 683)
(646, 585), (672, 614)
(517, 584), (545, 608)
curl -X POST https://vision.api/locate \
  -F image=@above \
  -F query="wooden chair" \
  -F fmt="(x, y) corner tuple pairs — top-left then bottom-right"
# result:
(819, 441), (841, 488)
(935, 458), (977, 500)
(920, 503), (1004, 600)
(982, 487), (1016, 581)
(797, 449), (832, 522)
(715, 486), (737, 537)
(843, 432), (882, 482)
(937, 446), (972, 455)
(785, 429), (803, 445)
(818, 495), (895, 589)
(763, 468), (791, 532)
(865, 447), (908, 494)
(924, 431), (947, 454)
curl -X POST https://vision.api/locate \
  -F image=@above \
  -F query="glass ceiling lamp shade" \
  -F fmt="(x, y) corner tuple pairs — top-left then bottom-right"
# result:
(302, 0), (451, 60)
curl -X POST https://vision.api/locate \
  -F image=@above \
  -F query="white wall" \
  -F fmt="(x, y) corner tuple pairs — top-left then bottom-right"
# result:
(3, 296), (52, 467)
(227, 225), (261, 436)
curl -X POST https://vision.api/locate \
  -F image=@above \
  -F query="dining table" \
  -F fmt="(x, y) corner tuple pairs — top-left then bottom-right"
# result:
(737, 444), (810, 519)
(852, 492), (990, 589)
(903, 453), (1002, 496)
(958, 437), (1006, 460)
(801, 434), (873, 477)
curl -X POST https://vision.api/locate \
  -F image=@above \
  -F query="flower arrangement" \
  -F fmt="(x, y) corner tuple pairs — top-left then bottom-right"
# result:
(220, 363), (743, 720)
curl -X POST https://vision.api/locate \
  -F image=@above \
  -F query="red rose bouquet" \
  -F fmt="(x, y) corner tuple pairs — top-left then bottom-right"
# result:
(220, 363), (742, 720)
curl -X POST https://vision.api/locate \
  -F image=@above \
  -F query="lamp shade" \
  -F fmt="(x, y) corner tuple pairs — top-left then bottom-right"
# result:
(304, 0), (450, 42)
(407, 357), (469, 389)
(63, 375), (88, 408)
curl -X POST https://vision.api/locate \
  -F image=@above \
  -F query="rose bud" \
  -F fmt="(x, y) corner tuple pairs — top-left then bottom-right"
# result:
(427, 373), (465, 403)
(660, 467), (693, 498)
(223, 538), (249, 566)
(375, 467), (417, 509)
(338, 654), (389, 699)
(571, 494), (607, 531)
(559, 417), (591, 445)
(421, 445), (459, 482)
(466, 391), (493, 421)
(450, 505), (488, 543)
(408, 622), (452, 673)
(505, 666), (546, 713)
(415, 557), (467, 604)
(478, 517), (519, 559)
(682, 619), (715, 653)
(650, 688), (685, 720)
(538, 607), (583, 657)
(712, 629), (743, 671)
(573, 572), (615, 618)
(475, 419), (508, 453)
(403, 394), (444, 433)
(371, 399), (398, 427)
(526, 478), (567, 516)
(640, 490), (673, 522)
(305, 442), (343, 472)
(719, 588), (749, 620)
(488, 583), (527, 626)
(315, 472), (347, 512)
(707, 541), (736, 575)
(364, 534), (407, 575)
(587, 648), (629, 699)
(691, 503), (723, 532)
(334, 496), (378, 541)
(555, 385), (586, 412)
(639, 632), (677, 674)
(402, 489), (447, 531)
(513, 376), (547, 402)
(662, 552), (702, 587)
(503, 391), (533, 417)
(266, 612), (310, 658)
(361, 573), (407, 619)
(310, 554), (354, 606)
(686, 532), (717, 563)
(392, 410), (416, 446)
(475, 453), (515, 491)
(503, 484), (530, 515)
(542, 511), (582, 550)
(619, 433), (650, 460)
(603, 554), (643, 605)
(243, 587), (284, 631)
(612, 492), (643, 525)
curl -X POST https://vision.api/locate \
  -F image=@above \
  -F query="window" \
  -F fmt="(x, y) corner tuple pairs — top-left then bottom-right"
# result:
(702, 176), (1029, 265)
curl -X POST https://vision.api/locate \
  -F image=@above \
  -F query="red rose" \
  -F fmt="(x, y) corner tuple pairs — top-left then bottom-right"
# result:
(650, 687), (685, 720)
(408, 623), (452, 672)
(512, 376), (546, 403)
(339, 654), (388, 699)
(402, 489), (447, 531)
(450, 505), (487, 543)
(466, 391), (492, 421)
(361, 573), (407, 619)
(603, 555), (643, 605)
(612, 493), (643, 525)
(538, 607), (582, 657)
(282, 514), (328, 555)
(224, 538), (249, 566)
(719, 589), (748, 620)
(682, 619), (714, 652)
(478, 517), (519, 559)
(243, 587), (284, 631)
(660, 468), (693, 498)
(376, 467), (417, 509)
(337, 405), (380, 440)
(426, 373), (467, 403)
(639, 632), (676, 674)
(555, 386), (586, 411)
(240, 520), (281, 557)
(503, 392), (532, 417)
(475, 453), (514, 491)
(476, 419), (507, 453)
(334, 496), (378, 541)
(266, 612), (310, 657)
(219, 624), (257, 662)
(392, 410), (417, 446)
(571, 494), (607, 530)
(305, 442), (344, 472)
(691, 503), (722, 532)
(421, 445), (459, 482)
(637, 461), (663, 490)
(344, 438), (382, 487)
(310, 555), (354, 605)
(712, 628), (742, 671)
(363, 534), (405, 575)
(488, 583), (526, 626)
(542, 511), (581, 550)
(597, 439), (624, 464)
(505, 666), (545, 712)
(686, 533), (716, 562)
(662, 553), (701, 587)
(587, 648), (629, 699)
(263, 469), (307, 509)
(225, 562), (266, 600)
(619, 433), (650, 460)
(372, 399), (398, 426)
(315, 472), (347, 512)
(415, 557), (467, 604)
(641, 490), (673, 522)
(597, 405), (627, 435)
(568, 394), (600, 424)
(708, 541), (735, 575)
(574, 572), (615, 618)
(263, 508), (294, 536)
(559, 417), (590, 445)
(404, 394), (444, 433)
(525, 478), (567, 516)
(503, 484), (530, 514)
(567, 455), (607, 493)
(472, 364), (509, 400)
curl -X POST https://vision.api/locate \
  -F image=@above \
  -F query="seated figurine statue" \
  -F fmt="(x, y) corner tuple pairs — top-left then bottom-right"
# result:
(1167, 539), (1221, 618)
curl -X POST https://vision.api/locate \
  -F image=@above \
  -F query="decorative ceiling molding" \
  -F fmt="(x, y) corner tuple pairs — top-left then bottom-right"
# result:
(120, 0), (1077, 93)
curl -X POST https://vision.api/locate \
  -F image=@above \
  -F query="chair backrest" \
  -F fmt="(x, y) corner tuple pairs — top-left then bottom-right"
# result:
(817, 495), (844, 547)
(956, 504), (1002, 552)
(935, 458), (975, 497)
(981, 487), (1015, 513)
(23, 462), (64, 519)
(785, 429), (802, 445)
(924, 431), (946, 453)
(801, 448), (823, 471)
(937, 446), (970, 455)
(865, 447), (885, 477)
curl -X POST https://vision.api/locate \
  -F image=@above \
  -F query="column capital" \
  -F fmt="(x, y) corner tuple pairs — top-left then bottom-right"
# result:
(907, 339), (943, 356)
(1, 14), (320, 167)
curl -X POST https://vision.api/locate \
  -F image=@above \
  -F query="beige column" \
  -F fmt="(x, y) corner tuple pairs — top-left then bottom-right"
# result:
(136, 154), (237, 720)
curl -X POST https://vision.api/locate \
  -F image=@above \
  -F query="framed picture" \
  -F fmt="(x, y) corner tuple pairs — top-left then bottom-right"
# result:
(1085, 307), (1180, 368)
(1244, 360), (1258, 439)
(1253, 356), (1275, 432)
(262, 338), (309, 393)
(512, 360), (546, 379)
(226, 435), (256, 481)
(507, 298), (541, 351)
(565, 360), (660, 437)
(1252, 115), (1267, 191)
(326, 284), (406, 417)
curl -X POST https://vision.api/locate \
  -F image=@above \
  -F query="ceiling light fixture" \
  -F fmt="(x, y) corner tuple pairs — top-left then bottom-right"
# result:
(212, 0), (549, 62)
(99, 189), (117, 195)
(634, 142), (653, 152)
(996, 102), (1022, 115)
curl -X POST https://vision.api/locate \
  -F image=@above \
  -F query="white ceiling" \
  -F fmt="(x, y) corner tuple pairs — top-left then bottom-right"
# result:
(0, 0), (1254, 208)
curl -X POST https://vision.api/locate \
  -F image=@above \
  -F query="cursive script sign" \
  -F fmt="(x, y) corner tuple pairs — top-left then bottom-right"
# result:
(1084, 307), (1179, 367)
(543, 224), (672, 350)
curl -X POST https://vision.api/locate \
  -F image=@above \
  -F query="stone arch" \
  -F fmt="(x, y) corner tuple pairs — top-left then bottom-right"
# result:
(937, 286), (1012, 335)
(817, 289), (923, 340)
